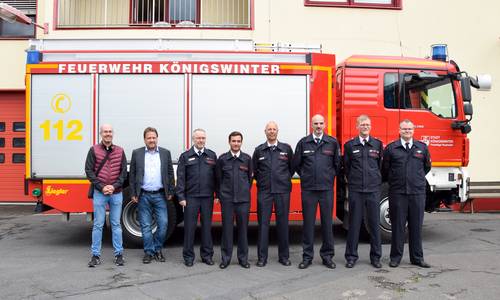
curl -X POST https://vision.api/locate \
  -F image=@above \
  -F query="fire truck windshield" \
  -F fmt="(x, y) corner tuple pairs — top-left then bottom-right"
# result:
(402, 74), (456, 118)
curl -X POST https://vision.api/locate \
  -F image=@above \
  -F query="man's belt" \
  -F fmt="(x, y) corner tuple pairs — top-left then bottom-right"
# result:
(141, 188), (165, 194)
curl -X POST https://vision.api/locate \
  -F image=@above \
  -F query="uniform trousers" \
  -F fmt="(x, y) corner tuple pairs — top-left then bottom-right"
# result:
(182, 196), (214, 263)
(301, 190), (334, 262)
(344, 191), (382, 263)
(220, 201), (250, 264)
(389, 193), (425, 264)
(257, 192), (290, 262)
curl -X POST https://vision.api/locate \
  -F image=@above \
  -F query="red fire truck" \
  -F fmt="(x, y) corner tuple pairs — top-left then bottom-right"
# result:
(23, 39), (490, 245)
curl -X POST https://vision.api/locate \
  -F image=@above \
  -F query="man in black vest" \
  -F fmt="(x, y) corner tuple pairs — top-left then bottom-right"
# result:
(176, 128), (217, 267)
(293, 114), (341, 269)
(382, 119), (432, 268)
(129, 127), (175, 264)
(253, 121), (294, 267)
(343, 115), (383, 269)
(216, 131), (253, 269)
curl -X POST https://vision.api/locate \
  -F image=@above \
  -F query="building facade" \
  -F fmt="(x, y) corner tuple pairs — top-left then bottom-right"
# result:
(1, 0), (499, 202)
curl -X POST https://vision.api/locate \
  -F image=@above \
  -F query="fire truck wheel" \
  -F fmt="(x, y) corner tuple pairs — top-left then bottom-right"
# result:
(371, 186), (408, 244)
(121, 188), (178, 248)
(376, 192), (392, 243)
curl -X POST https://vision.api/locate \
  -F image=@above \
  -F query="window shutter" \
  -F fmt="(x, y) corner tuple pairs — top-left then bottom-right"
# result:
(2, 0), (36, 14)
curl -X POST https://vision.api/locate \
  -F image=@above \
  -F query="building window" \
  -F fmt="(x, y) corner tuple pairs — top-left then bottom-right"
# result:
(0, 153), (4, 163)
(131, 0), (200, 25)
(13, 138), (25, 148)
(0, 122), (5, 131)
(13, 122), (25, 132)
(57, 0), (250, 29)
(0, 1), (36, 38)
(0, 138), (4, 148)
(0, 15), (35, 38)
(12, 153), (25, 163)
(305, 0), (401, 9)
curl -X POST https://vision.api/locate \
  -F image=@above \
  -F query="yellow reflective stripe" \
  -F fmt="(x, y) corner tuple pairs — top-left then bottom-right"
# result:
(26, 64), (59, 73)
(432, 162), (462, 167)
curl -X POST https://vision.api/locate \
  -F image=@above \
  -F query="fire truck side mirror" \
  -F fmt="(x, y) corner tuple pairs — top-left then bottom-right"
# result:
(463, 102), (473, 116)
(475, 74), (492, 91)
(460, 77), (472, 102)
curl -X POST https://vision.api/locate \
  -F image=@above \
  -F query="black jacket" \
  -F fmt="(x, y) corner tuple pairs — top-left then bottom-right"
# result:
(293, 134), (341, 191)
(175, 147), (217, 200)
(252, 141), (293, 194)
(129, 147), (175, 199)
(382, 139), (431, 194)
(343, 136), (383, 192)
(215, 151), (253, 203)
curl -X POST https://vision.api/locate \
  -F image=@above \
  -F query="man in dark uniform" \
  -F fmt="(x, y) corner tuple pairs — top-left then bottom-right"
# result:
(252, 121), (294, 267)
(216, 131), (253, 269)
(176, 128), (217, 267)
(382, 119), (432, 268)
(343, 115), (383, 269)
(293, 114), (341, 269)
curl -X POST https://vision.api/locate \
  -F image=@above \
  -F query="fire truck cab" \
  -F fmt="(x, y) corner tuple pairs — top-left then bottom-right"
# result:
(337, 53), (491, 240)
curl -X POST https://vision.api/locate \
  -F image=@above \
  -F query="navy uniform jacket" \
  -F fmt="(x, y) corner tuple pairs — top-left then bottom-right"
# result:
(343, 136), (383, 192)
(382, 140), (432, 194)
(175, 147), (217, 200)
(252, 141), (294, 194)
(292, 134), (341, 191)
(215, 151), (253, 203)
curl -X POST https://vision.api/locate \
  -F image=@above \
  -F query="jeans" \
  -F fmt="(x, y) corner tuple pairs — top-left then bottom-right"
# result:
(91, 190), (123, 256)
(138, 192), (168, 255)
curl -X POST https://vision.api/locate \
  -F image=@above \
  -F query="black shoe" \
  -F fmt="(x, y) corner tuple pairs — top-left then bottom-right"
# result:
(389, 261), (399, 268)
(184, 260), (194, 267)
(155, 251), (166, 262)
(279, 259), (292, 266)
(345, 261), (355, 268)
(371, 261), (382, 269)
(256, 260), (267, 267)
(202, 258), (214, 266)
(88, 255), (101, 268)
(114, 254), (124, 266)
(298, 260), (312, 269)
(412, 261), (431, 268)
(323, 259), (336, 269)
(219, 262), (229, 269)
(143, 254), (154, 264)
(239, 261), (250, 269)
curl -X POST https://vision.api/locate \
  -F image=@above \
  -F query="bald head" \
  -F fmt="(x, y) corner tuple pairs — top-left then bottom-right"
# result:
(99, 124), (114, 146)
(311, 114), (325, 136)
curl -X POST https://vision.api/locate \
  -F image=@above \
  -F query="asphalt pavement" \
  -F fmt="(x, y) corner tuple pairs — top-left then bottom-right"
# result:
(0, 205), (499, 300)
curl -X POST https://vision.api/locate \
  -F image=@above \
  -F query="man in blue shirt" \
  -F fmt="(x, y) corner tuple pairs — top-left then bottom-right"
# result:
(130, 127), (175, 264)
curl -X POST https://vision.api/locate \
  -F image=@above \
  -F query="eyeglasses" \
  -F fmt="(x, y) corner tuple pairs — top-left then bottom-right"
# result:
(359, 124), (371, 127)
(400, 128), (414, 131)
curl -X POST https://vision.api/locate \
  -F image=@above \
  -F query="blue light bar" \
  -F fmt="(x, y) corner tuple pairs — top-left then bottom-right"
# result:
(26, 50), (41, 64)
(431, 44), (448, 62)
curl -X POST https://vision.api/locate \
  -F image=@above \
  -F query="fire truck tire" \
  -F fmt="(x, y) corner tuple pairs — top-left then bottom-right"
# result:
(121, 188), (178, 248)
(368, 185), (408, 244)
